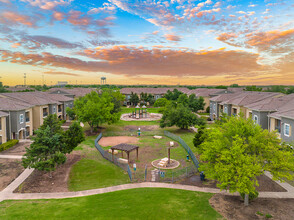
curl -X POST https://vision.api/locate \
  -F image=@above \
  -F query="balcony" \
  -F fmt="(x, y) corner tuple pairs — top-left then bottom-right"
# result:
(275, 126), (281, 133)
(43, 112), (48, 117)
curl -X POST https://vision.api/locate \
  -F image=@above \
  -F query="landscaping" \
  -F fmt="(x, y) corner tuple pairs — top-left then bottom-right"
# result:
(0, 188), (222, 219)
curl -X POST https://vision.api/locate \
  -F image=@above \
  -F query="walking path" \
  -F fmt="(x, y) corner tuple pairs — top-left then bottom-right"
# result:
(0, 155), (23, 159)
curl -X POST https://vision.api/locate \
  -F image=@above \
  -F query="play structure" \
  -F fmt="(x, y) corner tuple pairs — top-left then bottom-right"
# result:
(129, 105), (148, 119)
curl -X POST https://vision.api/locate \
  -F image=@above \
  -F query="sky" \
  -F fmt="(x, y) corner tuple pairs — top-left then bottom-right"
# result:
(0, 0), (293, 86)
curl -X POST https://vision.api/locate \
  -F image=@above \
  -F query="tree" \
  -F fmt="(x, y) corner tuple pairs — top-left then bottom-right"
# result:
(63, 122), (85, 154)
(130, 92), (139, 106)
(74, 91), (121, 133)
(0, 82), (7, 93)
(160, 103), (205, 129)
(154, 98), (169, 107)
(199, 115), (294, 205)
(66, 107), (76, 120)
(230, 84), (239, 87)
(147, 94), (155, 105)
(164, 89), (183, 100)
(193, 125), (207, 152)
(188, 94), (205, 112)
(22, 115), (84, 177)
(215, 85), (228, 89)
(286, 86), (294, 94)
(102, 89), (125, 113)
(245, 85), (262, 91)
(140, 92), (148, 104)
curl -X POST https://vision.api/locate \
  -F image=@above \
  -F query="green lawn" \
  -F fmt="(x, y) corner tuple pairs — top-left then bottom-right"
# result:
(69, 155), (130, 191)
(0, 188), (222, 220)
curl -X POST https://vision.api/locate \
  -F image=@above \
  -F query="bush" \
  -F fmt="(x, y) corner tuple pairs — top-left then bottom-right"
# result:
(59, 119), (66, 124)
(240, 191), (259, 201)
(206, 106), (210, 113)
(0, 139), (19, 152)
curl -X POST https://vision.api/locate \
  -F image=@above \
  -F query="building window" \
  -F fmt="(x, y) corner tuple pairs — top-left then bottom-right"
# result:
(224, 107), (227, 114)
(53, 106), (56, 113)
(284, 124), (290, 137)
(58, 105), (62, 112)
(20, 114), (24, 124)
(253, 115), (258, 123)
(25, 112), (30, 122)
(0, 119), (2, 131)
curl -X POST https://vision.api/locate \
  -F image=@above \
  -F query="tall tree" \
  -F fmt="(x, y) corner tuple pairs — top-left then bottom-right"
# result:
(164, 89), (183, 100)
(22, 115), (84, 176)
(245, 85), (262, 91)
(199, 115), (294, 205)
(160, 103), (205, 129)
(129, 92), (140, 106)
(188, 94), (205, 112)
(74, 91), (121, 133)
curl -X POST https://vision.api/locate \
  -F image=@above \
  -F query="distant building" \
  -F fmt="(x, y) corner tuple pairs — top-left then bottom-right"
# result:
(57, 81), (68, 87)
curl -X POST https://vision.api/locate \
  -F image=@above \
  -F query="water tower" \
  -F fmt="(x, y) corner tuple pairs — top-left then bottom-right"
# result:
(101, 77), (106, 85)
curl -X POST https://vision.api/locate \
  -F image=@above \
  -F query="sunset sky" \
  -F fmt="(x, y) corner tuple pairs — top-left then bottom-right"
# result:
(0, 0), (293, 86)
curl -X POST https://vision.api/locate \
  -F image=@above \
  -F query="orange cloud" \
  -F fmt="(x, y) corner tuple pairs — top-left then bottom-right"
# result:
(164, 34), (181, 41)
(0, 46), (264, 78)
(44, 71), (80, 76)
(246, 29), (294, 47)
(216, 32), (241, 47)
(0, 11), (37, 26)
(52, 11), (65, 21)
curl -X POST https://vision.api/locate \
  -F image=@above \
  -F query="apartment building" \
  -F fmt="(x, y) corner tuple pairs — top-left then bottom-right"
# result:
(48, 88), (95, 99)
(0, 97), (33, 140)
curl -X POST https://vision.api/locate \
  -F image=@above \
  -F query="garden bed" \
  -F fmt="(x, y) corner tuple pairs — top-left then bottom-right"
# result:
(210, 194), (294, 220)
(0, 159), (24, 191)
(14, 153), (82, 193)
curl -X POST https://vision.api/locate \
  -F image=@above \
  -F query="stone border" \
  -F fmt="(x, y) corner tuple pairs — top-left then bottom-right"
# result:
(151, 159), (180, 169)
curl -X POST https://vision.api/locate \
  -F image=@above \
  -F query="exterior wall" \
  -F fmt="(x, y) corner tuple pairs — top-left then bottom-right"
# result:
(0, 116), (7, 144)
(281, 117), (294, 143)
(223, 104), (231, 116)
(231, 105), (240, 116)
(49, 104), (58, 115)
(10, 110), (26, 139)
(203, 97), (210, 110)
(245, 108), (253, 119)
(32, 105), (49, 130)
(252, 111), (269, 130)
(63, 101), (74, 120)
(240, 107), (247, 118)
(210, 101), (218, 120)
(25, 108), (33, 137)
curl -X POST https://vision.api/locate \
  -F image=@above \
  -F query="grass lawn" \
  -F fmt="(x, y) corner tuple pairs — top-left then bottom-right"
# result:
(69, 150), (130, 191)
(0, 188), (222, 220)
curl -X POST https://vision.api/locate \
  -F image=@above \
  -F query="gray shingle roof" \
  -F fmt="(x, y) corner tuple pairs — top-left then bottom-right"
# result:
(0, 97), (33, 111)
(0, 111), (9, 117)
(1, 92), (60, 105)
(187, 88), (226, 97)
(48, 88), (96, 97)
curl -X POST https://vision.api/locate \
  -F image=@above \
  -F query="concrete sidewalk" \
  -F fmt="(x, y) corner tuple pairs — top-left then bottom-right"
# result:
(0, 155), (23, 159)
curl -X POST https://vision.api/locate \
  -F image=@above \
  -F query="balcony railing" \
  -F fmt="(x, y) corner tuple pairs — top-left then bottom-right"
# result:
(275, 126), (281, 133)
(43, 112), (48, 117)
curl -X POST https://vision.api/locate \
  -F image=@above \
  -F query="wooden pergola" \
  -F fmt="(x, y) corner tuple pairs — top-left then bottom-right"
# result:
(111, 143), (139, 163)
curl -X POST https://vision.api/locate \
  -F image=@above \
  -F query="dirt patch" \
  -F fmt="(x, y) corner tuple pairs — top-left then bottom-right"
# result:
(0, 142), (31, 156)
(210, 194), (294, 220)
(99, 136), (139, 147)
(0, 159), (25, 191)
(14, 153), (81, 193)
(124, 125), (160, 131)
(84, 126), (106, 136)
(179, 174), (286, 192)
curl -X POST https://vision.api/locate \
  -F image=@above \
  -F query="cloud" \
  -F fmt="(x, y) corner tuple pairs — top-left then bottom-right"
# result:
(44, 71), (80, 76)
(0, 46), (264, 78)
(52, 11), (65, 21)
(245, 29), (294, 52)
(88, 3), (116, 14)
(0, 11), (38, 27)
(164, 34), (181, 41)
(216, 33), (241, 47)
(20, 0), (72, 10)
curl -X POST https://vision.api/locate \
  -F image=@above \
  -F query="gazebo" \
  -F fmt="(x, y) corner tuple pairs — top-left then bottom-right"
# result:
(111, 143), (139, 163)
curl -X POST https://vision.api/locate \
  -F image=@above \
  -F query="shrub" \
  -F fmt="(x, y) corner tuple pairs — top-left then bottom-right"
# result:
(206, 106), (210, 113)
(0, 139), (19, 152)
(59, 119), (66, 124)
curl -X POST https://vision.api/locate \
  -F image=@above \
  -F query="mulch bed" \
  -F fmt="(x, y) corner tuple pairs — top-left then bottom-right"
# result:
(179, 174), (286, 192)
(0, 159), (25, 191)
(14, 154), (82, 193)
(210, 194), (294, 220)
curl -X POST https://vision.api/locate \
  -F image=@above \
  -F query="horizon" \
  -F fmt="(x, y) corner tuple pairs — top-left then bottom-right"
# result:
(0, 0), (293, 86)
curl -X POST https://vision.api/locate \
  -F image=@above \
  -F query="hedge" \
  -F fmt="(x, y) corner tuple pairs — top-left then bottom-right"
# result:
(0, 139), (19, 152)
